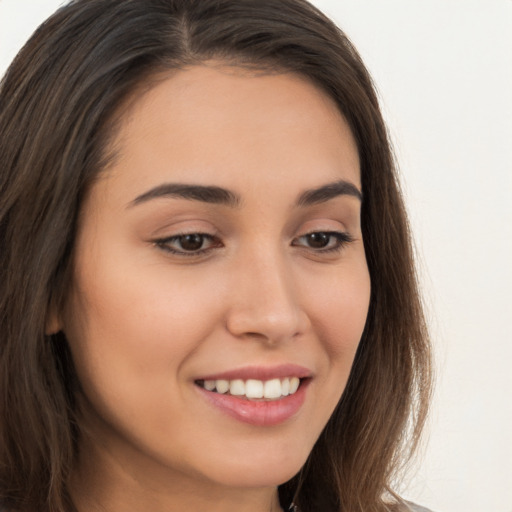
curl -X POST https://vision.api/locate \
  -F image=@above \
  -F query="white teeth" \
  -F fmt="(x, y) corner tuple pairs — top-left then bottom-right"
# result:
(215, 379), (229, 394)
(281, 377), (290, 396)
(289, 377), (300, 394)
(229, 379), (245, 396)
(263, 378), (282, 399)
(200, 377), (303, 400)
(245, 379), (264, 398)
(204, 380), (216, 391)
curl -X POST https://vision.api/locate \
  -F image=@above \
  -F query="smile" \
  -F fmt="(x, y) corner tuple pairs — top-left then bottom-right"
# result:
(195, 366), (311, 426)
(196, 377), (301, 401)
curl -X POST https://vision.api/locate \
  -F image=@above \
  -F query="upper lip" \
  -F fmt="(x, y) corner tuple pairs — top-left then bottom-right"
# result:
(196, 364), (312, 382)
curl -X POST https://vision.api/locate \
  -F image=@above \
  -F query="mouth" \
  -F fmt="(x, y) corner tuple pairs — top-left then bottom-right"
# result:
(195, 376), (303, 401)
(194, 365), (312, 426)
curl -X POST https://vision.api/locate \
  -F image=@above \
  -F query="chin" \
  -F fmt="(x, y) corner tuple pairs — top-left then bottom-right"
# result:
(196, 443), (310, 489)
(212, 465), (301, 490)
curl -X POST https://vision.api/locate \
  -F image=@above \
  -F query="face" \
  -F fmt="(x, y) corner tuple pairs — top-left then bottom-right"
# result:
(59, 64), (370, 497)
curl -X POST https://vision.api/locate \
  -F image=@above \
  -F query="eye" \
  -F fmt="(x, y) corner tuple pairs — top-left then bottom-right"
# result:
(292, 231), (353, 253)
(154, 233), (221, 256)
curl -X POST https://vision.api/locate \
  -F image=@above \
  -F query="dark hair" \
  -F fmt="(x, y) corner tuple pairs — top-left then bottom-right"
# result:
(0, 1), (432, 511)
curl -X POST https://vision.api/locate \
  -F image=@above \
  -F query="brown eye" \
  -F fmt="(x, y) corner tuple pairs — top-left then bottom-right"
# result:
(305, 232), (331, 248)
(178, 234), (206, 251)
(155, 233), (221, 256)
(292, 231), (354, 253)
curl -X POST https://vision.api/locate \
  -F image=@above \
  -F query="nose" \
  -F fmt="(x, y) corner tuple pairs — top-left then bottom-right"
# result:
(225, 248), (310, 345)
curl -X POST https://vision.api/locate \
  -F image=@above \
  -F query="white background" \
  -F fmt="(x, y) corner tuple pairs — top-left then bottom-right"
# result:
(1, 1), (511, 511)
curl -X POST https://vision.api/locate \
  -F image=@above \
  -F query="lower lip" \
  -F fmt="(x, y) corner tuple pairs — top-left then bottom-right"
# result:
(196, 380), (309, 426)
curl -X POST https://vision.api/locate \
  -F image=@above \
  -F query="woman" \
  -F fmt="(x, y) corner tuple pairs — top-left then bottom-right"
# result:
(0, 1), (432, 511)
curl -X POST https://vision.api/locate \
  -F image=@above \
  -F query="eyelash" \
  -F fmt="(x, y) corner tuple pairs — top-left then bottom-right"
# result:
(154, 233), (222, 257)
(292, 231), (354, 253)
(154, 231), (354, 257)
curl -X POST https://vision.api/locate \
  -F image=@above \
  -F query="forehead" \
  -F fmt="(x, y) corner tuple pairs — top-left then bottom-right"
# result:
(99, 63), (360, 203)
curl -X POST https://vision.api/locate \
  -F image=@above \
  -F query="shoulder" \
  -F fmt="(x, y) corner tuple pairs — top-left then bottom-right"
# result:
(404, 502), (435, 512)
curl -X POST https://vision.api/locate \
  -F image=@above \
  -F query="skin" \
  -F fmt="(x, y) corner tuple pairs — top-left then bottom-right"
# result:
(54, 63), (371, 512)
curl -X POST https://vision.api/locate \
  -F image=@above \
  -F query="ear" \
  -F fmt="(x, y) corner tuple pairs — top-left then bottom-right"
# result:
(45, 300), (63, 336)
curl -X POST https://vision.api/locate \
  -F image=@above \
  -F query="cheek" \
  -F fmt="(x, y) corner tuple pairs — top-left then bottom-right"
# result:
(303, 253), (369, 344)
(63, 251), (226, 391)
(62, 264), (225, 452)
(290, 259), (370, 447)
(307, 261), (371, 360)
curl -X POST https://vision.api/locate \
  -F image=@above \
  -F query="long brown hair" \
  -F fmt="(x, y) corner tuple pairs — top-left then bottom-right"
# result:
(0, 1), (432, 511)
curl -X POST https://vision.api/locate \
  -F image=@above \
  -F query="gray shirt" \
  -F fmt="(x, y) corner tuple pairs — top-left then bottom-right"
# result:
(407, 502), (435, 512)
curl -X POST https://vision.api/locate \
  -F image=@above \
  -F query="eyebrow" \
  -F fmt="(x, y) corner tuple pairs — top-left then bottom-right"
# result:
(296, 180), (362, 206)
(129, 183), (241, 208)
(128, 179), (362, 209)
